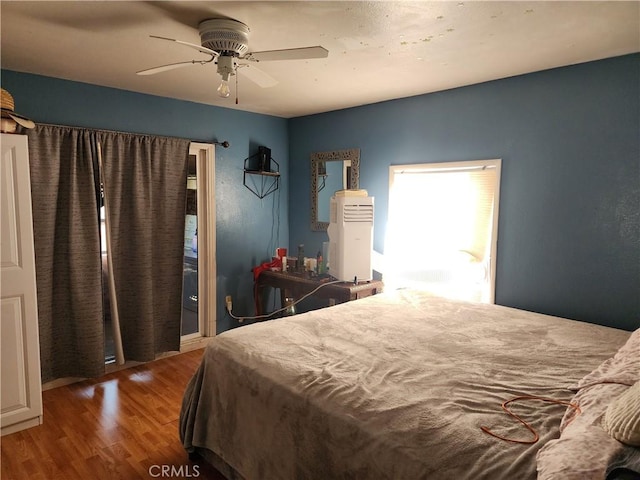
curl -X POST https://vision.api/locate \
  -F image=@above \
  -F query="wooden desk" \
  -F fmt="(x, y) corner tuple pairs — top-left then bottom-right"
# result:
(255, 270), (383, 316)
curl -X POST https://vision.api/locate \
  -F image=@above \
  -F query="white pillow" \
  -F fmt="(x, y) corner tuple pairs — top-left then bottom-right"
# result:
(602, 380), (640, 447)
(575, 328), (640, 389)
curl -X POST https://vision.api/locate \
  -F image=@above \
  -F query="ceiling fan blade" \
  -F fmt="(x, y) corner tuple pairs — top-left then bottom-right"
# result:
(238, 64), (278, 88)
(136, 60), (209, 76)
(149, 35), (219, 57)
(244, 46), (328, 62)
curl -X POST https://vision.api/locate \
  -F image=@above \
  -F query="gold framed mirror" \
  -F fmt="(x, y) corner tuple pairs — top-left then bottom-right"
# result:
(310, 148), (360, 231)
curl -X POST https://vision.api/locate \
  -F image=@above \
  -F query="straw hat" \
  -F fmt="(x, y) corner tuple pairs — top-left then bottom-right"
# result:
(1, 88), (35, 131)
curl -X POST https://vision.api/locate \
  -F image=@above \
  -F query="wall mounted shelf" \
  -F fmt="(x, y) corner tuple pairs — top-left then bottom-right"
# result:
(243, 155), (280, 199)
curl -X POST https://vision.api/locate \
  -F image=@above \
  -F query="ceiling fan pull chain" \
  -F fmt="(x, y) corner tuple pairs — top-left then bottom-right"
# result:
(235, 67), (239, 105)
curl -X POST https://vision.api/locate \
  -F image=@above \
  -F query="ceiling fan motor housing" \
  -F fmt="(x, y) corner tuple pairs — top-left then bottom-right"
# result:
(199, 19), (250, 57)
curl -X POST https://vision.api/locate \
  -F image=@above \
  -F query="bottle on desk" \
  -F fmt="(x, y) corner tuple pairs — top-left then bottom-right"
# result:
(317, 250), (324, 274)
(297, 244), (304, 273)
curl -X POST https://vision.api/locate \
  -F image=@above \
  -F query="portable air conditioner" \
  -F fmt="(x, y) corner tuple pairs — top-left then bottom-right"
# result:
(327, 192), (374, 282)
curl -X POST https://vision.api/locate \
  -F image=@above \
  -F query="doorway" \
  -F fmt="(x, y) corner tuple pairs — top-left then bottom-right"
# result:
(181, 142), (216, 342)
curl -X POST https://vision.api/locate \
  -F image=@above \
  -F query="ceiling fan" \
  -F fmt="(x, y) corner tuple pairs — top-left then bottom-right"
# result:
(137, 18), (328, 100)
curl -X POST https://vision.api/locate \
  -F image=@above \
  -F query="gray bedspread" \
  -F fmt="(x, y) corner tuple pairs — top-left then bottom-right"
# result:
(180, 289), (631, 480)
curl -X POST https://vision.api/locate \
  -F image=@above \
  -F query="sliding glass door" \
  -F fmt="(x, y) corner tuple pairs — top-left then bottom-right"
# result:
(182, 153), (199, 337)
(181, 143), (216, 341)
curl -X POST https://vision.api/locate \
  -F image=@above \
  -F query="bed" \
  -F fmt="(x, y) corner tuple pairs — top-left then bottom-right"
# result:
(180, 289), (640, 479)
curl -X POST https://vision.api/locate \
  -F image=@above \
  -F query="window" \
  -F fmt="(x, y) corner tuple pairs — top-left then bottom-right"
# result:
(386, 159), (501, 303)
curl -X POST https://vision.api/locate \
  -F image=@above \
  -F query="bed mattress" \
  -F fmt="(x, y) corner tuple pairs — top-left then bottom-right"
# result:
(180, 289), (634, 479)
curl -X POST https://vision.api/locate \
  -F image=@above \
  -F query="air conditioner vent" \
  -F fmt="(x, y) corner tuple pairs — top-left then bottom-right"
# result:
(343, 204), (374, 222)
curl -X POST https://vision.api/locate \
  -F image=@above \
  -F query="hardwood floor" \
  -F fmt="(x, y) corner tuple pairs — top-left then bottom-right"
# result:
(1, 349), (226, 480)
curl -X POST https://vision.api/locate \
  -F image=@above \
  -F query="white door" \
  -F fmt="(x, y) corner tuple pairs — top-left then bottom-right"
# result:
(1, 133), (43, 435)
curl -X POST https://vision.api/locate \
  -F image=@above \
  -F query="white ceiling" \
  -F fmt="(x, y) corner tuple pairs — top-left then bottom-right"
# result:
(1, 1), (638, 118)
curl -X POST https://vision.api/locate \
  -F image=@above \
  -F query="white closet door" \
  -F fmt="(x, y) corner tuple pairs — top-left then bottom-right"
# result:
(1, 133), (43, 435)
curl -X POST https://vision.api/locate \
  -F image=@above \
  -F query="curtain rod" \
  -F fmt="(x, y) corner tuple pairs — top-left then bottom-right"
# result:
(32, 122), (228, 147)
(33, 122), (190, 142)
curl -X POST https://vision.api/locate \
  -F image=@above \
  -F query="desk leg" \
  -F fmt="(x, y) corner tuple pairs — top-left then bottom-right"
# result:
(255, 283), (264, 316)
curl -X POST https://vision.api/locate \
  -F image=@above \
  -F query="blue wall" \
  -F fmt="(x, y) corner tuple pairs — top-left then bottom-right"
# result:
(1, 70), (289, 333)
(289, 54), (639, 331)
(3, 54), (638, 333)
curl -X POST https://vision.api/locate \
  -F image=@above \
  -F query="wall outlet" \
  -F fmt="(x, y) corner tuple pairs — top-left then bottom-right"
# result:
(225, 295), (232, 312)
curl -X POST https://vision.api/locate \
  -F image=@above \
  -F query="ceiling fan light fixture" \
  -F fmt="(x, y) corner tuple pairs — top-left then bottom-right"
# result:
(216, 55), (235, 98)
(217, 55), (234, 77)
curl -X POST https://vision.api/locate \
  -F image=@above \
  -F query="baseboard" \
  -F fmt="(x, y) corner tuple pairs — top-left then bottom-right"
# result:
(180, 336), (215, 352)
(43, 376), (87, 391)
(42, 335), (214, 391)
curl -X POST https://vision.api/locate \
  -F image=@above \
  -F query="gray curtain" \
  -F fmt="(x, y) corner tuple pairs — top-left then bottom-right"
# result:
(99, 132), (189, 362)
(27, 124), (190, 382)
(27, 125), (105, 383)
